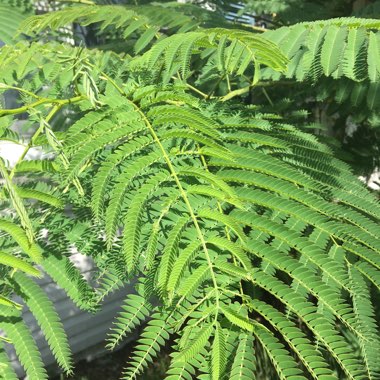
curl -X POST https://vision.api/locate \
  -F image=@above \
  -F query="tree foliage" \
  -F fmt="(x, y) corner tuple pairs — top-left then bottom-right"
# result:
(0, 1), (379, 379)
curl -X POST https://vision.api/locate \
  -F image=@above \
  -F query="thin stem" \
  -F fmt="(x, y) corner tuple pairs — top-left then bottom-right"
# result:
(0, 95), (85, 117)
(0, 336), (11, 344)
(197, 146), (246, 298)
(261, 87), (273, 106)
(226, 74), (232, 93)
(220, 80), (294, 102)
(0, 84), (39, 99)
(54, 0), (95, 4)
(221, 85), (251, 102)
(186, 83), (209, 99)
(223, 287), (250, 301)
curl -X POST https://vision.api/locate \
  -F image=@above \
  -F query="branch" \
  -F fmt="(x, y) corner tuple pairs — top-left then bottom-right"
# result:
(0, 95), (85, 117)
(220, 81), (294, 102)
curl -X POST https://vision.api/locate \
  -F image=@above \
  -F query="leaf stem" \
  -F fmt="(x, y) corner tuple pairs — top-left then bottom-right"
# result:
(220, 80), (293, 101)
(0, 83), (39, 99)
(186, 83), (209, 99)
(0, 95), (85, 117)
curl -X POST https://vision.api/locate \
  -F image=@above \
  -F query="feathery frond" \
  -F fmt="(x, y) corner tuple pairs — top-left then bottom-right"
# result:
(0, 4), (379, 380)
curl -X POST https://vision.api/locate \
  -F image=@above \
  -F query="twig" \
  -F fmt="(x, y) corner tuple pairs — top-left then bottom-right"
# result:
(0, 95), (85, 117)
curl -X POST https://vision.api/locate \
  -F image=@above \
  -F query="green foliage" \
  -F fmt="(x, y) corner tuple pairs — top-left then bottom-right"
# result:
(11, 272), (73, 373)
(240, 0), (380, 177)
(262, 19), (380, 83)
(243, 0), (364, 24)
(0, 319), (47, 380)
(0, 0), (32, 45)
(107, 293), (152, 350)
(0, 2), (379, 380)
(19, 3), (225, 52)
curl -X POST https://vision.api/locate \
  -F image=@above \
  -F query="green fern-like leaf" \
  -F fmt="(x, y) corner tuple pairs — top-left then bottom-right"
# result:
(14, 186), (63, 208)
(254, 324), (307, 380)
(41, 253), (98, 312)
(368, 31), (380, 82)
(0, 252), (40, 277)
(263, 18), (380, 94)
(122, 313), (172, 380)
(349, 266), (380, 380)
(0, 344), (18, 380)
(2, 5), (380, 380)
(0, 220), (41, 263)
(138, 28), (287, 82)
(107, 293), (152, 350)
(211, 323), (226, 380)
(251, 300), (337, 379)
(0, 159), (34, 242)
(0, 318), (47, 380)
(175, 324), (213, 363)
(12, 272), (73, 374)
(0, 3), (31, 45)
(229, 333), (256, 380)
(321, 25), (348, 76)
(220, 305), (255, 333)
